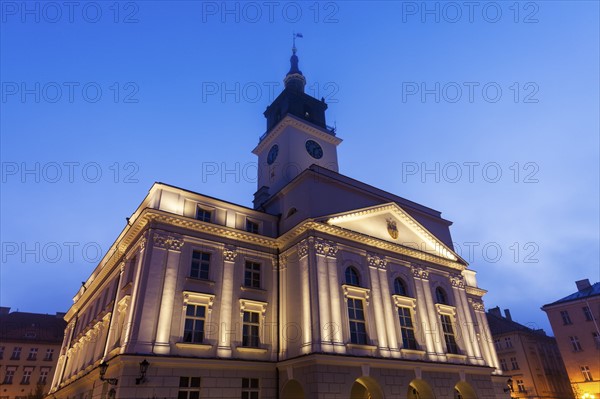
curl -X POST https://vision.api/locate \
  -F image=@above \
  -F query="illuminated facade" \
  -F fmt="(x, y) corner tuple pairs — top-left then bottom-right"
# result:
(0, 307), (66, 399)
(486, 307), (573, 399)
(49, 47), (509, 399)
(542, 279), (600, 399)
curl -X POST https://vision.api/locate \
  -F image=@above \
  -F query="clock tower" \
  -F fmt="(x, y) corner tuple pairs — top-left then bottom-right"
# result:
(252, 43), (342, 209)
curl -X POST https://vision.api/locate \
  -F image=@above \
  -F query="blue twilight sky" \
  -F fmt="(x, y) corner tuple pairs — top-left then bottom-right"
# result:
(1, 1), (598, 334)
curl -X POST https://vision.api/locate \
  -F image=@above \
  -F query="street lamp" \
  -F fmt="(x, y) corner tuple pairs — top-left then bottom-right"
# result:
(99, 361), (118, 385)
(135, 359), (150, 385)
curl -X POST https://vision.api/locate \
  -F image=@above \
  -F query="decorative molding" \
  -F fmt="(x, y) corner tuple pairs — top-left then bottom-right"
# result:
(436, 303), (457, 317)
(297, 239), (309, 259)
(367, 253), (387, 269)
(450, 275), (465, 289)
(153, 232), (184, 251)
(183, 291), (215, 314)
(314, 238), (338, 258)
(342, 284), (370, 305)
(223, 246), (237, 262)
(411, 265), (429, 280)
(468, 298), (485, 312)
(392, 294), (417, 310)
(239, 298), (268, 318)
(465, 286), (487, 297)
(278, 254), (287, 270)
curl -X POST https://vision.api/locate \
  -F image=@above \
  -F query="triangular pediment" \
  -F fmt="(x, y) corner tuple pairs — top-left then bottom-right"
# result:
(319, 203), (461, 262)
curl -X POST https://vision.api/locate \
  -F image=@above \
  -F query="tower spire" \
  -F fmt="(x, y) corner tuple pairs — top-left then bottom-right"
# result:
(285, 33), (306, 92)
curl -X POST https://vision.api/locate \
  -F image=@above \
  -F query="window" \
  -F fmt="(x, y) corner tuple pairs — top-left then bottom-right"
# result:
(593, 332), (600, 349)
(398, 307), (417, 350)
(570, 336), (583, 352)
(184, 305), (206, 344)
(11, 347), (21, 360)
(516, 380), (526, 392)
(504, 337), (513, 348)
(494, 339), (501, 351)
(21, 368), (33, 385)
(190, 251), (210, 280)
(38, 368), (50, 385)
(345, 267), (360, 286)
(3, 368), (16, 384)
(511, 357), (520, 370)
(560, 310), (572, 325)
(241, 378), (259, 399)
(244, 261), (261, 289)
(246, 219), (259, 234)
(44, 348), (54, 361)
(242, 311), (260, 347)
(583, 306), (594, 321)
(435, 287), (448, 305)
(178, 377), (201, 399)
(581, 366), (593, 382)
(348, 298), (368, 345)
(500, 358), (508, 371)
(394, 278), (409, 296)
(196, 207), (212, 222)
(440, 314), (459, 354)
(27, 348), (38, 360)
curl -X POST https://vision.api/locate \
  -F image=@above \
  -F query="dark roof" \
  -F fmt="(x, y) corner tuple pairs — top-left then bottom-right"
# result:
(543, 281), (600, 307)
(0, 311), (66, 344)
(486, 310), (549, 337)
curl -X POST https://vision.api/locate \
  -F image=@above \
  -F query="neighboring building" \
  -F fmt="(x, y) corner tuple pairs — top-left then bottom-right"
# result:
(49, 45), (510, 399)
(0, 307), (66, 399)
(486, 307), (573, 399)
(542, 279), (600, 399)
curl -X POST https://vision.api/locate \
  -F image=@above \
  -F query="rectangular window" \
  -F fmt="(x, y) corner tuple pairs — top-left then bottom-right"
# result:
(3, 368), (16, 384)
(178, 376), (201, 399)
(511, 357), (520, 370)
(184, 305), (206, 344)
(190, 251), (210, 280)
(196, 207), (212, 223)
(21, 368), (33, 385)
(440, 314), (459, 354)
(581, 366), (593, 382)
(348, 298), (368, 345)
(398, 307), (417, 350)
(44, 349), (54, 361)
(246, 220), (259, 234)
(504, 337), (513, 348)
(593, 332), (600, 349)
(242, 311), (260, 347)
(583, 306), (594, 321)
(241, 378), (259, 399)
(244, 261), (261, 289)
(493, 339), (501, 351)
(500, 358), (508, 371)
(0, 346), (4, 360)
(27, 348), (38, 360)
(561, 310), (572, 325)
(38, 368), (50, 384)
(570, 336), (583, 351)
(516, 380), (526, 392)
(11, 347), (21, 360)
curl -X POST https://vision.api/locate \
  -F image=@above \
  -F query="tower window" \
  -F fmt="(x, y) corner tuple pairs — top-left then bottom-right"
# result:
(345, 267), (360, 286)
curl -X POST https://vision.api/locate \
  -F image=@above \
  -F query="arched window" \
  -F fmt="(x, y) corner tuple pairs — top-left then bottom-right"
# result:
(345, 267), (360, 286)
(394, 278), (409, 296)
(435, 287), (448, 305)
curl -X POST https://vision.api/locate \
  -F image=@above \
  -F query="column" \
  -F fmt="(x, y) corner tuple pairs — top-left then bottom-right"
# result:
(314, 238), (333, 352)
(122, 236), (146, 351)
(367, 253), (390, 357)
(376, 258), (400, 358)
(450, 275), (476, 360)
(471, 298), (500, 371)
(297, 240), (312, 354)
(218, 246), (237, 357)
(279, 254), (288, 357)
(326, 245), (345, 353)
(413, 266), (445, 360)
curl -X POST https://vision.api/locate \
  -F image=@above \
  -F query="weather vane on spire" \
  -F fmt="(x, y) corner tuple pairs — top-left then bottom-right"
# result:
(292, 32), (303, 54)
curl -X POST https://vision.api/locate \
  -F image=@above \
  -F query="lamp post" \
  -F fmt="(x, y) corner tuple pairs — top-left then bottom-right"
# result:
(99, 361), (118, 386)
(135, 359), (150, 385)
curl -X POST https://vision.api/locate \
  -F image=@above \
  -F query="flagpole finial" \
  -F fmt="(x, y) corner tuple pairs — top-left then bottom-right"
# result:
(292, 32), (303, 54)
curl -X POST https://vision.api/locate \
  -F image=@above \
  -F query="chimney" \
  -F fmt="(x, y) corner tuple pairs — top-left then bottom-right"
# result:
(504, 309), (512, 321)
(0, 307), (10, 315)
(576, 279), (592, 291)
(489, 306), (502, 318)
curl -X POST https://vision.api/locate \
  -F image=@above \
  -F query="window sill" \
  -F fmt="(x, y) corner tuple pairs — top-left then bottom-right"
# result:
(400, 348), (426, 356)
(175, 342), (212, 350)
(236, 346), (268, 354)
(346, 343), (377, 351)
(240, 286), (267, 293)
(446, 353), (467, 361)
(186, 277), (216, 286)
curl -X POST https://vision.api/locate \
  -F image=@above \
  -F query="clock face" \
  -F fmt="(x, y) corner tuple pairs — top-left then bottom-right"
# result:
(267, 144), (279, 165)
(305, 140), (323, 159)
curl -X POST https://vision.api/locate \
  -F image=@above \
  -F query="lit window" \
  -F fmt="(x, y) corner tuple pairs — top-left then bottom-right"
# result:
(394, 278), (409, 296)
(500, 358), (508, 371)
(11, 347), (21, 360)
(516, 380), (526, 392)
(244, 262), (261, 289)
(441, 314), (459, 354)
(398, 307), (417, 350)
(196, 207), (212, 223)
(505, 337), (513, 348)
(560, 310), (572, 325)
(583, 306), (594, 322)
(190, 251), (210, 280)
(184, 305), (206, 344)
(27, 348), (38, 361)
(178, 377), (201, 399)
(345, 267), (360, 286)
(581, 365), (593, 382)
(44, 349), (54, 361)
(511, 357), (520, 370)
(38, 368), (50, 385)
(242, 311), (260, 347)
(241, 378), (259, 399)
(435, 287), (448, 305)
(3, 368), (16, 384)
(570, 336), (583, 352)
(348, 298), (368, 345)
(21, 368), (33, 385)
(246, 219), (259, 234)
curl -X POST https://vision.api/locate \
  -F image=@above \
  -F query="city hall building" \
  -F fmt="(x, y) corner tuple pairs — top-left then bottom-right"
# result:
(49, 47), (509, 399)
